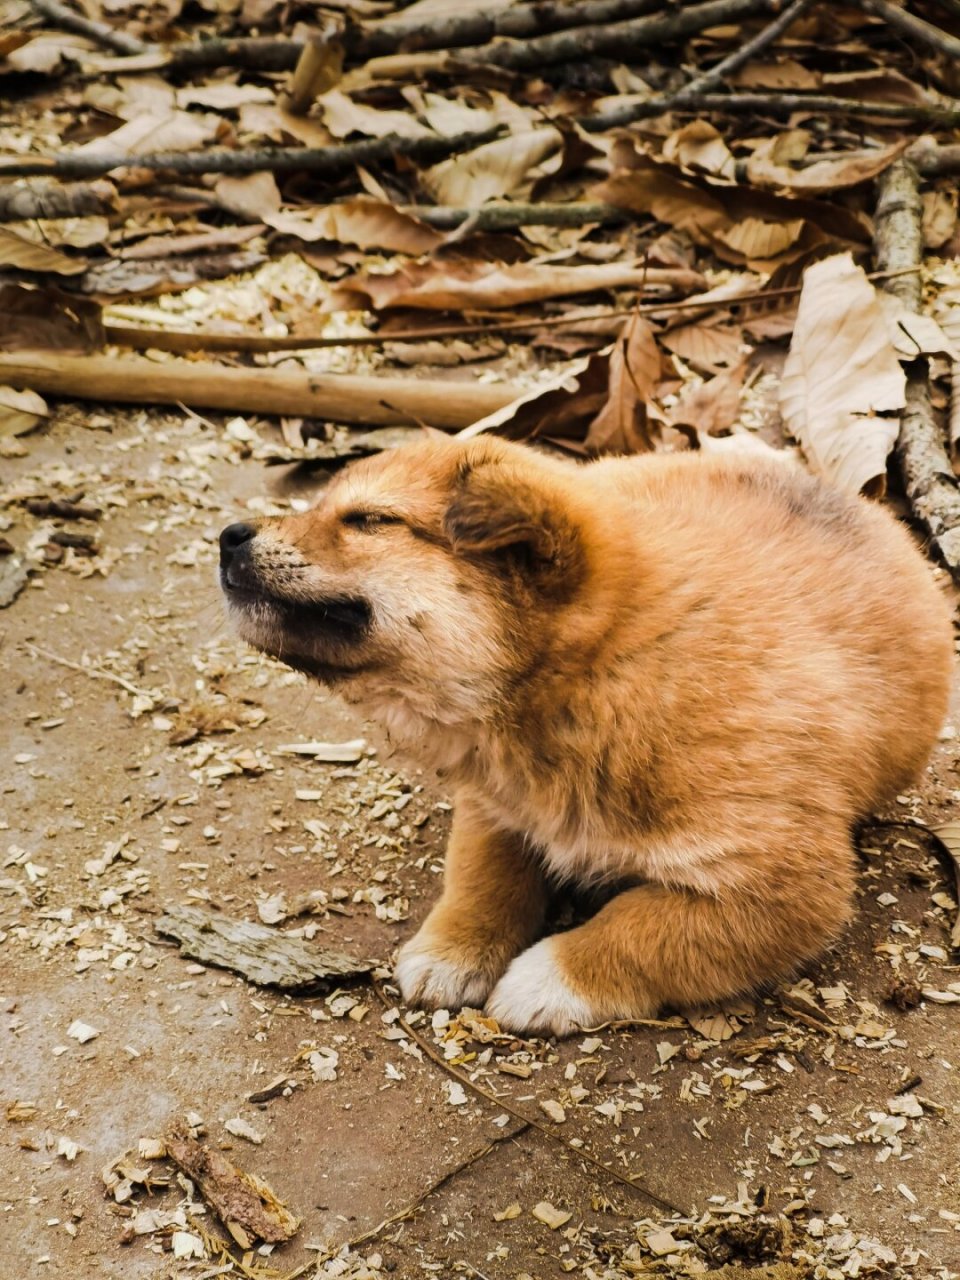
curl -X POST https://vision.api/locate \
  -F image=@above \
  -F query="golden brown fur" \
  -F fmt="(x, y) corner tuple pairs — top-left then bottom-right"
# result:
(220, 436), (953, 1036)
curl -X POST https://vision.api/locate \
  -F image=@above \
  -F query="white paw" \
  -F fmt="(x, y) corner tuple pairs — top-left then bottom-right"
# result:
(486, 938), (596, 1038)
(394, 934), (496, 1011)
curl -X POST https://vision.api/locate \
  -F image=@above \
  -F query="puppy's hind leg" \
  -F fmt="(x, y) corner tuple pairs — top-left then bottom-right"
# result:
(487, 833), (857, 1037)
(395, 791), (547, 1012)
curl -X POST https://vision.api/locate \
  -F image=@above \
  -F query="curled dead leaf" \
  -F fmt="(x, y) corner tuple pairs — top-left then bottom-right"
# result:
(420, 129), (562, 206)
(0, 385), (49, 437)
(585, 315), (662, 455)
(265, 198), (441, 254)
(745, 138), (907, 196)
(0, 227), (86, 276)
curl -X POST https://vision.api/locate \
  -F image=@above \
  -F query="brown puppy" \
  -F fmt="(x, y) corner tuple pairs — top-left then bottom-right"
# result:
(220, 436), (953, 1036)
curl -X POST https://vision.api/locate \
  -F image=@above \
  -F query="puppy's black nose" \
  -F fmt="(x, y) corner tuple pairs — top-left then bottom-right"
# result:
(220, 522), (256, 564)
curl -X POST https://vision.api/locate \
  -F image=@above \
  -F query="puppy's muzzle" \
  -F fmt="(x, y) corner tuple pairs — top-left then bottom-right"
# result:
(219, 521), (260, 594)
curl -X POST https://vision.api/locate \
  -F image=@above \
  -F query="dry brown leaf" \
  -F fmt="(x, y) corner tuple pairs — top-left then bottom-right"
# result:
(118, 225), (264, 260)
(668, 362), (746, 436)
(239, 103), (333, 148)
(265, 198), (441, 254)
(214, 172), (283, 221)
(339, 259), (704, 312)
(745, 138), (907, 196)
(822, 67), (932, 106)
(176, 83), (274, 111)
(662, 121), (735, 182)
(779, 253), (905, 496)
(0, 227), (86, 275)
(319, 89), (433, 139)
(4, 33), (92, 73)
(585, 315), (662, 455)
(593, 163), (728, 243)
(73, 110), (221, 158)
(660, 318), (744, 373)
(923, 189), (959, 251)
(420, 129), (562, 206)
(7, 216), (109, 250)
(0, 284), (104, 353)
(732, 58), (819, 90)
(712, 216), (806, 262)
(0, 386), (49, 438)
(459, 352), (611, 443)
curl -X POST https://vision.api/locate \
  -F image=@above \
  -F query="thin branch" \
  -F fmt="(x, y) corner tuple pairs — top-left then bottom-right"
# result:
(372, 982), (683, 1216)
(858, 0), (960, 60)
(353, 0), (667, 59)
(28, 0), (149, 54)
(102, 267), (921, 355)
(0, 127), (503, 182)
(583, 89), (960, 131)
(874, 159), (960, 585)
(23, 642), (158, 700)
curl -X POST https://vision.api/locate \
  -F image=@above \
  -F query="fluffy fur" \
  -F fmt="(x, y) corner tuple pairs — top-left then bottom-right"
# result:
(221, 435), (953, 1036)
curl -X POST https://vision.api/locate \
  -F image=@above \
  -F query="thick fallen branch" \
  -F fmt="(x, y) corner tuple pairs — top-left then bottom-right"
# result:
(28, 0), (149, 54)
(584, 89), (960, 131)
(0, 127), (502, 181)
(354, 0), (665, 58)
(405, 201), (624, 231)
(858, 0), (960, 60)
(0, 180), (117, 221)
(0, 351), (521, 427)
(875, 159), (960, 582)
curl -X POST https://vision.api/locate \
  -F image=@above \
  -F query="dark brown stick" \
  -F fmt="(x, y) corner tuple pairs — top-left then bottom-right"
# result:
(875, 160), (960, 583)
(582, 90), (960, 131)
(165, 36), (303, 74)
(102, 268), (921, 355)
(354, 0), (666, 58)
(452, 0), (777, 71)
(28, 0), (149, 54)
(0, 127), (502, 181)
(0, 180), (117, 221)
(404, 201), (624, 231)
(858, 0), (960, 59)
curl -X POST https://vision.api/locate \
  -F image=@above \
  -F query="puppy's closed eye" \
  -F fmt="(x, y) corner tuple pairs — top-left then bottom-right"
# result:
(341, 510), (405, 532)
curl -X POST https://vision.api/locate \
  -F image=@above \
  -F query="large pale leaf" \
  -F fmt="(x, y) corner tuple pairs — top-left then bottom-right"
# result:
(778, 253), (905, 495)
(265, 198), (441, 254)
(745, 137), (907, 196)
(319, 89), (432, 139)
(421, 129), (562, 206)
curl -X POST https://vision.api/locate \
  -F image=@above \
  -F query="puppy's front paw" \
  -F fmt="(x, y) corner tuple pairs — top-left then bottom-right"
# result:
(394, 931), (499, 1011)
(486, 938), (597, 1038)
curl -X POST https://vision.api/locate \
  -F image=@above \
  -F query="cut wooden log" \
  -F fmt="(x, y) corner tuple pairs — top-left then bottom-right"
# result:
(0, 351), (521, 428)
(155, 904), (375, 989)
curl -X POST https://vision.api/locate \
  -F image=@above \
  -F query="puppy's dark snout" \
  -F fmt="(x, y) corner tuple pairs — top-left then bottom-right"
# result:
(220, 522), (257, 565)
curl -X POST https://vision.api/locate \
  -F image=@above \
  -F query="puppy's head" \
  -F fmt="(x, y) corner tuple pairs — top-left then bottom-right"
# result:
(219, 435), (592, 728)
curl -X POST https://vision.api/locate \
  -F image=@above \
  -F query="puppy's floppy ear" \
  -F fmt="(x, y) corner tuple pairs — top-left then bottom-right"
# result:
(444, 458), (583, 586)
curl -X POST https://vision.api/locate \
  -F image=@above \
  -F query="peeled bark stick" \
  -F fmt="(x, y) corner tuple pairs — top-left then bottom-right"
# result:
(279, 26), (344, 115)
(584, 89), (960, 131)
(858, 0), (960, 60)
(875, 159), (960, 582)
(0, 127), (502, 182)
(0, 351), (521, 428)
(402, 202), (624, 231)
(28, 0), (149, 54)
(0, 180), (117, 221)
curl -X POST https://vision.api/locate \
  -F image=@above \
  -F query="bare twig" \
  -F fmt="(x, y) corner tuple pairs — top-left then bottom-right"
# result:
(0, 127), (502, 181)
(23, 642), (158, 700)
(102, 267), (920, 355)
(28, 0), (149, 54)
(372, 982), (682, 1215)
(639, 0), (816, 116)
(583, 89), (960, 131)
(858, 0), (960, 60)
(875, 159), (960, 583)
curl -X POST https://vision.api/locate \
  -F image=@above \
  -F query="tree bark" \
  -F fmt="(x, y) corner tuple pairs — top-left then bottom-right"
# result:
(28, 0), (149, 54)
(874, 159), (960, 583)
(0, 180), (117, 221)
(858, 0), (960, 60)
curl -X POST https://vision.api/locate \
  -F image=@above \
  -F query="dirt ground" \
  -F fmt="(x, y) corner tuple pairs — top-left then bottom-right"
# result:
(3, 401), (960, 1280)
